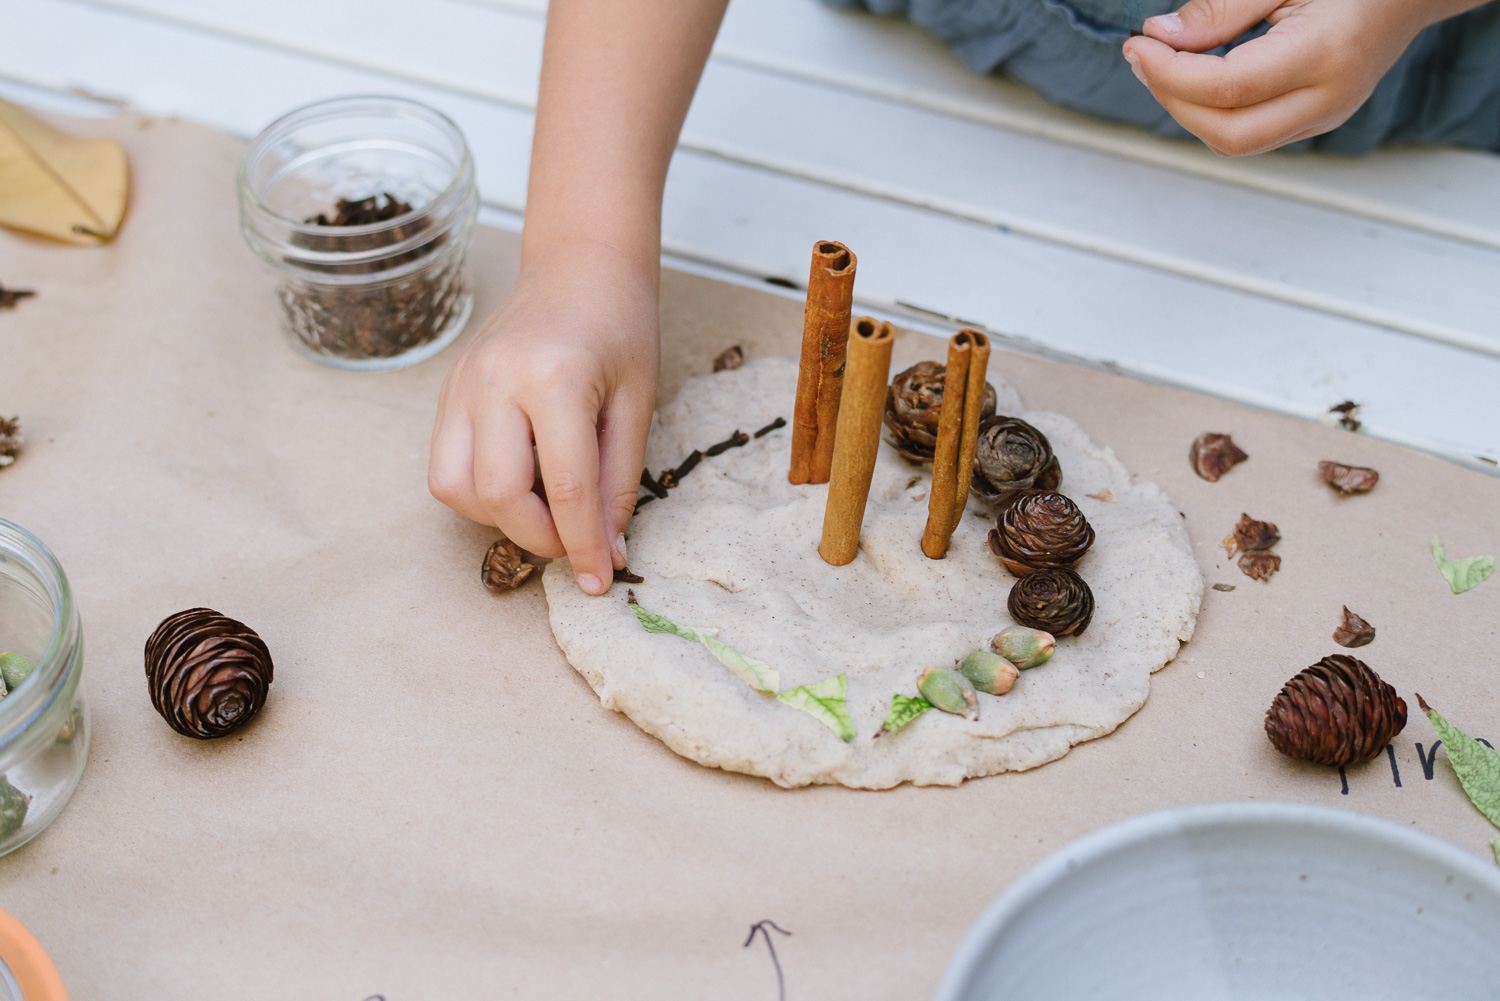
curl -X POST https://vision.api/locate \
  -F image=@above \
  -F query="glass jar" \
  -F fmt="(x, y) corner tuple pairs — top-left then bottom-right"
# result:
(0, 521), (88, 857)
(236, 96), (479, 371)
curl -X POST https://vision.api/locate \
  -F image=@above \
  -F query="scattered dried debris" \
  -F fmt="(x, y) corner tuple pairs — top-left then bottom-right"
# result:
(1238, 550), (1281, 582)
(713, 345), (744, 372)
(1212, 583), (1236, 592)
(1189, 432), (1248, 482)
(1319, 460), (1378, 495)
(0, 284), (36, 309)
(481, 537), (536, 590)
(1085, 488), (1116, 503)
(1222, 513), (1280, 558)
(1324, 401), (1362, 432)
(613, 566), (644, 584)
(0, 417), (20, 469)
(1332, 606), (1375, 647)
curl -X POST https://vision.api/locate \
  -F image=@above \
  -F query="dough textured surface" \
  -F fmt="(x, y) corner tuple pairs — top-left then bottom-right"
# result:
(544, 357), (1203, 788)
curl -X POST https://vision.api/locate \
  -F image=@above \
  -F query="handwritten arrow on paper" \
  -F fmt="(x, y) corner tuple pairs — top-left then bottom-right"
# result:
(744, 920), (793, 1001)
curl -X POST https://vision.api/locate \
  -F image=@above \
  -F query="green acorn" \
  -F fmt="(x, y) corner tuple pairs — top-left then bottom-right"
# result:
(0, 652), (36, 694)
(990, 627), (1056, 670)
(958, 650), (1019, 695)
(0, 776), (28, 839)
(917, 666), (979, 721)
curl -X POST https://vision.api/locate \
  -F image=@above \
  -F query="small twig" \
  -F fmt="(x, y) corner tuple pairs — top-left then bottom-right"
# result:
(640, 469), (668, 499)
(753, 417), (786, 438)
(705, 430), (750, 457)
(744, 921), (793, 1001)
(673, 449), (704, 481)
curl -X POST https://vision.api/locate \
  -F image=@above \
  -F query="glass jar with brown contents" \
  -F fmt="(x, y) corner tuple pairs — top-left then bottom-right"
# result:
(237, 96), (479, 371)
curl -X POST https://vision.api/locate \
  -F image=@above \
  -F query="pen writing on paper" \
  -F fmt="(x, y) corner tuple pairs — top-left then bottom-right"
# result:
(744, 920), (792, 1001)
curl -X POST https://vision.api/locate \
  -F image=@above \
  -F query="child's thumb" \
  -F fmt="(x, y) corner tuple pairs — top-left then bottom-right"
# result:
(1141, 0), (1282, 52)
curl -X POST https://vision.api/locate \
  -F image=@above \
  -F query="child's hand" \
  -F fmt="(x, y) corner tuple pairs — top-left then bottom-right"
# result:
(428, 241), (659, 596)
(1122, 0), (1444, 155)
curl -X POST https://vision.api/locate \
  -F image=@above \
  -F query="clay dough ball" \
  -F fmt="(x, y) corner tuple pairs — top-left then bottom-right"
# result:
(544, 357), (1202, 788)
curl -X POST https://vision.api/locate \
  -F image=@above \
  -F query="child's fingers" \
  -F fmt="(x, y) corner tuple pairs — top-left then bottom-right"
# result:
(470, 408), (567, 559)
(1141, 0), (1285, 52)
(1124, 31), (1312, 109)
(596, 393), (655, 568)
(530, 405), (615, 596)
(1147, 82), (1330, 156)
(428, 410), (492, 526)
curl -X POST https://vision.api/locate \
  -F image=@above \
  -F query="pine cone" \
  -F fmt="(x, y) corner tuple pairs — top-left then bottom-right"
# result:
(988, 491), (1095, 575)
(482, 537), (536, 590)
(0, 416), (21, 469)
(145, 608), (273, 739)
(883, 362), (997, 463)
(1007, 568), (1094, 636)
(1264, 654), (1406, 766)
(971, 416), (1061, 507)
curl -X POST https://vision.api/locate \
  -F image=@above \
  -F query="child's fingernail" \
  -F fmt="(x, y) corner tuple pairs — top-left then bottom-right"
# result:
(613, 533), (628, 566)
(576, 572), (604, 594)
(1148, 12), (1182, 34)
(1124, 50), (1145, 83)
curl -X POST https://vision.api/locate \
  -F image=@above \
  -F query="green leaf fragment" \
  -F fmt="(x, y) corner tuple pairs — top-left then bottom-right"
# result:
(880, 693), (931, 735)
(778, 674), (856, 742)
(1432, 536), (1495, 595)
(1419, 695), (1500, 864)
(627, 599), (780, 693)
(0, 652), (35, 693)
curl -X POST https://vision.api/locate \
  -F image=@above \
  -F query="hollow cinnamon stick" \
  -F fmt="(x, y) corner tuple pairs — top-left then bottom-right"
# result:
(921, 332), (972, 559)
(819, 318), (893, 566)
(951, 329), (990, 526)
(789, 240), (857, 484)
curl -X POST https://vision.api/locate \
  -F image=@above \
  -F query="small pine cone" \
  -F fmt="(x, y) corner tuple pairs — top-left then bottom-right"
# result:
(988, 491), (1095, 575)
(883, 362), (997, 464)
(1264, 655), (1406, 766)
(145, 608), (273, 739)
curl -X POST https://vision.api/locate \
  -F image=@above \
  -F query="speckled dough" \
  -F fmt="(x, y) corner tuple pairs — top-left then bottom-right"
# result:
(544, 357), (1203, 789)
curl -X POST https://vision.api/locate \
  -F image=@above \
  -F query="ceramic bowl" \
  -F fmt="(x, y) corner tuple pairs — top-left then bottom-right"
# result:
(937, 801), (1500, 1000)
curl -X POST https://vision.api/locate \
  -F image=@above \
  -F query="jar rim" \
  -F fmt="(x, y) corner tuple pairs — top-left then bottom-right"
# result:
(0, 520), (78, 749)
(235, 95), (478, 274)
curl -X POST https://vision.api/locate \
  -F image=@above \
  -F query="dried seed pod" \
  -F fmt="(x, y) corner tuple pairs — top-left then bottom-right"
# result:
(713, 345), (744, 372)
(1332, 606), (1375, 648)
(145, 608), (273, 739)
(1238, 550), (1281, 582)
(1007, 568), (1094, 636)
(957, 650), (1019, 695)
(1264, 654), (1406, 766)
(987, 491), (1095, 575)
(990, 626), (1055, 669)
(1189, 432), (1248, 481)
(883, 361), (997, 464)
(917, 666), (979, 720)
(971, 416), (1061, 507)
(1222, 513), (1280, 557)
(482, 537), (536, 590)
(1319, 461), (1378, 495)
(0, 416), (21, 469)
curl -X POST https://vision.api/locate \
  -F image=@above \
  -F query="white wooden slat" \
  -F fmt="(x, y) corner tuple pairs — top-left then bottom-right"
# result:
(713, 0), (1500, 251)
(3, 0), (1498, 468)
(63, 0), (1500, 360)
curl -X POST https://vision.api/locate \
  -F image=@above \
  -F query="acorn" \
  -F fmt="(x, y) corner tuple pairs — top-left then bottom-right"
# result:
(1264, 655), (1406, 767)
(0, 652), (35, 693)
(990, 626), (1055, 669)
(958, 650), (1019, 696)
(917, 666), (979, 720)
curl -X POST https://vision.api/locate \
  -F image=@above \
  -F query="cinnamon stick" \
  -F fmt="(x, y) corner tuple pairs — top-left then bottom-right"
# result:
(819, 318), (893, 566)
(789, 240), (857, 484)
(951, 329), (990, 526)
(921, 332), (972, 559)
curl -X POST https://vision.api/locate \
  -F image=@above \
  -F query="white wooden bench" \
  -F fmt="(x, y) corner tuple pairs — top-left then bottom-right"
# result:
(4, 0), (1497, 468)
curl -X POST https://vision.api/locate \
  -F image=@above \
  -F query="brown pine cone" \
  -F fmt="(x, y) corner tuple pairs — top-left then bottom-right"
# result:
(1264, 654), (1406, 767)
(883, 361), (997, 463)
(145, 608), (273, 739)
(988, 491), (1095, 576)
(1007, 568), (1094, 636)
(971, 416), (1062, 507)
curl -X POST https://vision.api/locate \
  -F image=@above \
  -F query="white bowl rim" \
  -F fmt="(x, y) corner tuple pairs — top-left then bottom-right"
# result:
(934, 800), (1500, 1001)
